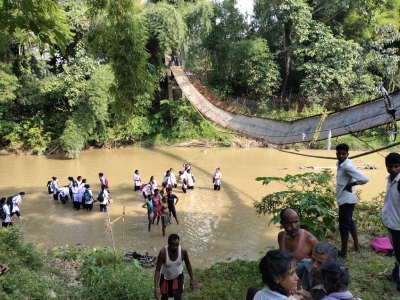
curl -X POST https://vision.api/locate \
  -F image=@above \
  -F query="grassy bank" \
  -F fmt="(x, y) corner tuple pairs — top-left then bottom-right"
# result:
(0, 227), (397, 300)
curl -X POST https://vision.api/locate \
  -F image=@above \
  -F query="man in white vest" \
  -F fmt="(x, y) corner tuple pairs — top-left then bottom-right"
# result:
(154, 234), (195, 300)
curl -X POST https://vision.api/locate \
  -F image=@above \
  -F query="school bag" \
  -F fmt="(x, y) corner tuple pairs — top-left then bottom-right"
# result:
(84, 189), (92, 203)
(47, 181), (52, 194)
(139, 184), (147, 192)
(6, 196), (14, 213)
(105, 178), (109, 186)
(97, 192), (104, 203)
(371, 236), (393, 256)
(0, 205), (6, 220)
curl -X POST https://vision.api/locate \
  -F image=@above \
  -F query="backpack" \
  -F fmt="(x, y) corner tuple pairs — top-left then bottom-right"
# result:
(47, 181), (52, 194)
(84, 189), (92, 203)
(140, 184), (147, 192)
(97, 192), (104, 203)
(0, 205), (6, 220)
(371, 236), (393, 256)
(105, 178), (109, 186)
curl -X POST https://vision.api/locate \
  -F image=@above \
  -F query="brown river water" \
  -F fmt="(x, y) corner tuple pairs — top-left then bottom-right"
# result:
(0, 147), (390, 268)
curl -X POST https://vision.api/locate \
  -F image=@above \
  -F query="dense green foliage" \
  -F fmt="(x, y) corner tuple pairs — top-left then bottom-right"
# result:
(1, 0), (400, 155)
(254, 170), (337, 240)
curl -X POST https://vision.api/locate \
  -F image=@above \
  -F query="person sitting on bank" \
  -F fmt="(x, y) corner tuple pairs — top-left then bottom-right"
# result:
(278, 208), (319, 262)
(247, 249), (301, 300)
(320, 260), (360, 300)
(296, 242), (338, 300)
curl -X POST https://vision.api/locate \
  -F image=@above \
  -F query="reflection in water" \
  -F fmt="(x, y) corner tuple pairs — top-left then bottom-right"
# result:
(0, 148), (387, 268)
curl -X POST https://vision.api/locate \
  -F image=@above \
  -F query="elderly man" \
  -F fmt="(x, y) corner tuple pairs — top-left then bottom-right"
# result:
(295, 242), (338, 300)
(278, 208), (319, 262)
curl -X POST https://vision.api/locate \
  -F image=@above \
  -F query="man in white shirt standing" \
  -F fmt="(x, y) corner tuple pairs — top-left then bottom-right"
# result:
(382, 153), (400, 299)
(335, 143), (369, 257)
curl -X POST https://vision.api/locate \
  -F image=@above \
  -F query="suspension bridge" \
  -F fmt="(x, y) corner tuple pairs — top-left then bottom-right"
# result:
(170, 66), (400, 147)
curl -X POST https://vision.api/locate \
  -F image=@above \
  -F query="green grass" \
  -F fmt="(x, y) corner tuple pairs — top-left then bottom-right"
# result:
(0, 225), (399, 299)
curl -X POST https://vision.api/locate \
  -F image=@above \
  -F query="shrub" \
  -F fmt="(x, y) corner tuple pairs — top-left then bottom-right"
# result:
(254, 170), (337, 240)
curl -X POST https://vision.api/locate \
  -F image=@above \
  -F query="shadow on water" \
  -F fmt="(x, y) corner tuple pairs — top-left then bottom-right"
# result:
(146, 147), (258, 203)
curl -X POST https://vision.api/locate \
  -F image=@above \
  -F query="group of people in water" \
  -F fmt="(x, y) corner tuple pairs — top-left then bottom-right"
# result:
(47, 173), (112, 212)
(135, 164), (222, 236)
(1, 192), (25, 227)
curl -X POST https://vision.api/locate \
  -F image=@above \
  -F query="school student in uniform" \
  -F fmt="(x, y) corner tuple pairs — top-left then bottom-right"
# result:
(99, 185), (112, 213)
(83, 184), (94, 211)
(213, 168), (222, 191)
(133, 170), (141, 191)
(51, 177), (59, 200)
(1, 197), (12, 228)
(186, 169), (195, 189)
(11, 192), (25, 219)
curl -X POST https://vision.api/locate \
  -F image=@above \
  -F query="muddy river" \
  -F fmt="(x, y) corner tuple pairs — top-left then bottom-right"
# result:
(0, 147), (389, 268)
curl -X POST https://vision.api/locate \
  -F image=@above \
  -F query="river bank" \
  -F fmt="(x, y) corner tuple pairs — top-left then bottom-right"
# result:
(1, 130), (400, 157)
(0, 227), (395, 300)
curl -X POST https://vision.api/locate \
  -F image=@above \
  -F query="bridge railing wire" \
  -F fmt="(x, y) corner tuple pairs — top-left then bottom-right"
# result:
(184, 72), (399, 122)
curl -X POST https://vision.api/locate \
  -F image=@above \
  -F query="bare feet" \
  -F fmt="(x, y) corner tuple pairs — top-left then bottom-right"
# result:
(338, 250), (347, 257)
(354, 243), (361, 253)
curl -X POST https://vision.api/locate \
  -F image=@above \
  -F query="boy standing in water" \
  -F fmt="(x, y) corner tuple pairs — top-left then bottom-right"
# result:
(335, 143), (369, 257)
(159, 196), (170, 237)
(142, 195), (154, 232)
(382, 153), (400, 299)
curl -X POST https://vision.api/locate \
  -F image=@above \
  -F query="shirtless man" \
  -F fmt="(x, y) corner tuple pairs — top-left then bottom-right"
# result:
(159, 196), (170, 237)
(278, 208), (318, 262)
(154, 234), (194, 300)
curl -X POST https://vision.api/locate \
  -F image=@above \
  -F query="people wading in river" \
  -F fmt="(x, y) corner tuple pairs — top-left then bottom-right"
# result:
(152, 189), (162, 225)
(1, 197), (12, 228)
(186, 169), (194, 190)
(167, 189), (179, 225)
(213, 167), (222, 191)
(133, 170), (141, 191)
(11, 192), (25, 219)
(142, 195), (154, 232)
(159, 196), (170, 237)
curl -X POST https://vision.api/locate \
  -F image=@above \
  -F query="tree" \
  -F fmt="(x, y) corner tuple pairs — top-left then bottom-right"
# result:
(254, 170), (337, 240)
(0, 0), (73, 54)
(142, 2), (186, 80)
(87, 0), (156, 119)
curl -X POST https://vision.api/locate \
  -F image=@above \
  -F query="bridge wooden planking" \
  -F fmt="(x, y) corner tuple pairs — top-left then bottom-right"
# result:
(171, 67), (400, 145)
(317, 94), (400, 140)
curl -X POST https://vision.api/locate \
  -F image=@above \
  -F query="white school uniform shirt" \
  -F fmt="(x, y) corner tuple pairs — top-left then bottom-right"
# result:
(12, 194), (22, 212)
(336, 158), (369, 206)
(151, 180), (158, 194)
(79, 182), (86, 189)
(187, 172), (194, 186)
(2, 204), (11, 223)
(133, 174), (141, 186)
(179, 174), (187, 188)
(59, 187), (69, 197)
(170, 172), (177, 185)
(51, 180), (59, 194)
(71, 186), (78, 194)
(85, 189), (94, 204)
(214, 171), (221, 185)
(142, 184), (151, 196)
(382, 173), (400, 230)
(100, 189), (109, 205)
